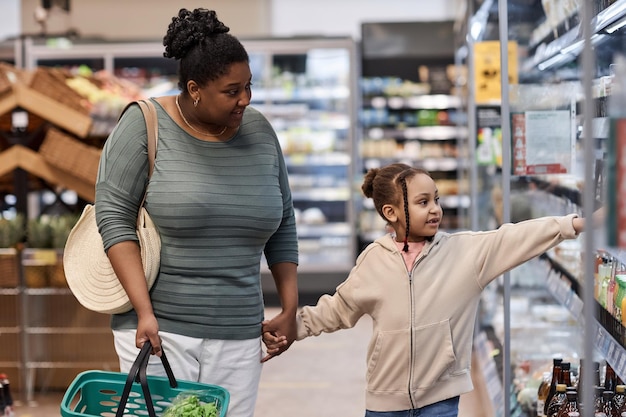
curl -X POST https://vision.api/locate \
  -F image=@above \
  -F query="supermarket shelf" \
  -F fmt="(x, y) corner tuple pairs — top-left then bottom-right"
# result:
(366, 125), (468, 141)
(522, 0), (626, 72)
(363, 157), (465, 172)
(544, 254), (626, 382)
(364, 94), (462, 110)
(285, 152), (350, 166)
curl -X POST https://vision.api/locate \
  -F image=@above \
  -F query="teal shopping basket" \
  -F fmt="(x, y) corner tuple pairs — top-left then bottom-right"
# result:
(60, 342), (229, 417)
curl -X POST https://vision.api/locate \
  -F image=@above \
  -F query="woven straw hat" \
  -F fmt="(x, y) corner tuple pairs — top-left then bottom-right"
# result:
(63, 204), (161, 314)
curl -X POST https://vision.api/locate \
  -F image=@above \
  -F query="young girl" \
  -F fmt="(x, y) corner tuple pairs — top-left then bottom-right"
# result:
(263, 162), (596, 417)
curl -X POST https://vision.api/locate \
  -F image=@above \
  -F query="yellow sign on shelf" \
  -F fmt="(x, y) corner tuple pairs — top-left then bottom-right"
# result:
(473, 41), (518, 105)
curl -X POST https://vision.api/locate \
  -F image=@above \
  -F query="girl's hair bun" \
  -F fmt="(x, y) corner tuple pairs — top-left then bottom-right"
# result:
(361, 168), (379, 199)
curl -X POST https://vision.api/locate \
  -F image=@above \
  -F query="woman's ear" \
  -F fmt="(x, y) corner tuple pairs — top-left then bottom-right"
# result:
(187, 80), (199, 95)
(382, 204), (398, 223)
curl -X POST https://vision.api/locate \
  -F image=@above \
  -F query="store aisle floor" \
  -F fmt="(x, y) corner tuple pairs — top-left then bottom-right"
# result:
(12, 307), (491, 417)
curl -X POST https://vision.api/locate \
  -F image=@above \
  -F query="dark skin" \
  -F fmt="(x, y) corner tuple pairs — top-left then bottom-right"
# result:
(107, 62), (299, 359)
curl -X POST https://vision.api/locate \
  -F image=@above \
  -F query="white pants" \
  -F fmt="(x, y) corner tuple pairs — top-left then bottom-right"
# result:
(113, 329), (263, 417)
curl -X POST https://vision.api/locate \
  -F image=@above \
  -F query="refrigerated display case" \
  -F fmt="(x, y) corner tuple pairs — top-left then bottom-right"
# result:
(244, 38), (359, 275)
(460, 0), (626, 416)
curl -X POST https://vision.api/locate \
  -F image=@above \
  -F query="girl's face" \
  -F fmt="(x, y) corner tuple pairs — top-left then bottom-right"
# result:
(383, 173), (443, 242)
(195, 61), (252, 129)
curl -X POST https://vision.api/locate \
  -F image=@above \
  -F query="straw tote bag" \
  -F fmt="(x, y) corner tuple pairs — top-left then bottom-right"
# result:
(63, 99), (161, 314)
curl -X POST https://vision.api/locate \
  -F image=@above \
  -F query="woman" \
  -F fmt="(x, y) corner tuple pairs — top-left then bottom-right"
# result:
(95, 8), (298, 417)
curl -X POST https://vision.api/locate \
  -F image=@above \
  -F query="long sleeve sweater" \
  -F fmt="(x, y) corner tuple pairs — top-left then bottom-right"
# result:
(95, 99), (298, 340)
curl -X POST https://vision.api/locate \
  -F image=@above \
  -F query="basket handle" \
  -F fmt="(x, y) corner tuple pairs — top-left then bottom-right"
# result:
(115, 341), (178, 417)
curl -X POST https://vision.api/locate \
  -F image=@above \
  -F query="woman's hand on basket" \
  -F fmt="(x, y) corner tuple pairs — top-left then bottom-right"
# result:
(136, 313), (162, 357)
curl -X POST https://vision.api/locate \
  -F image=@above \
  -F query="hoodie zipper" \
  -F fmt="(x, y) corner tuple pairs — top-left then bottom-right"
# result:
(408, 265), (416, 410)
(406, 248), (429, 410)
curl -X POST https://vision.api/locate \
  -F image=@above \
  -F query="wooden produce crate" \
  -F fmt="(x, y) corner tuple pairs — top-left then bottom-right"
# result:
(29, 67), (90, 116)
(39, 127), (102, 185)
(0, 248), (19, 288)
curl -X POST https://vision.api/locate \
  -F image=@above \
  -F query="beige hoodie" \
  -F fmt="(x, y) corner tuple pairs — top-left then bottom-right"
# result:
(297, 214), (579, 412)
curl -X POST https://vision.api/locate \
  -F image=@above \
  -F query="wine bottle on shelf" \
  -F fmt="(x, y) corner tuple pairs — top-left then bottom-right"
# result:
(546, 384), (568, 417)
(606, 362), (618, 392)
(546, 358), (564, 415)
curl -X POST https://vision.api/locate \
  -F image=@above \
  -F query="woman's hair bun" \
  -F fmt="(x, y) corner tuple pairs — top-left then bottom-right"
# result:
(163, 8), (230, 60)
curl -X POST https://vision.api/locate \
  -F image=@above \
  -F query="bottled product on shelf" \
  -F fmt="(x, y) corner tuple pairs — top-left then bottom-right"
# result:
(546, 384), (567, 417)
(538, 371), (552, 416)
(545, 358), (564, 415)
(556, 390), (579, 416)
(601, 390), (619, 417)
(614, 385), (626, 412)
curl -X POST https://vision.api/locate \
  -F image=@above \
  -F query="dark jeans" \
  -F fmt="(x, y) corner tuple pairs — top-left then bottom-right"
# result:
(365, 396), (460, 417)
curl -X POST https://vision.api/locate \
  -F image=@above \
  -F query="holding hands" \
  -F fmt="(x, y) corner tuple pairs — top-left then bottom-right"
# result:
(261, 314), (292, 362)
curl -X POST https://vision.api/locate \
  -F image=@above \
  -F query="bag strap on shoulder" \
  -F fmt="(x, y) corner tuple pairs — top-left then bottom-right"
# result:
(119, 99), (158, 178)
(135, 99), (158, 178)
(119, 99), (159, 212)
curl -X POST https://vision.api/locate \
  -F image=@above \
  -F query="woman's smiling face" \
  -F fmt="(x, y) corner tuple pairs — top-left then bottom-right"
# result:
(195, 61), (253, 129)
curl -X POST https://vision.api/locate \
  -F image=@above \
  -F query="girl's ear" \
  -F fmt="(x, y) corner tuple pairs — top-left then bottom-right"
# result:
(382, 204), (398, 223)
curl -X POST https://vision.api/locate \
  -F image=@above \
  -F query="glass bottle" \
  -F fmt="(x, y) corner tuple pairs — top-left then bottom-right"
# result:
(538, 371), (552, 417)
(603, 390), (620, 417)
(606, 363), (618, 392)
(562, 362), (573, 388)
(614, 385), (626, 412)
(557, 390), (579, 417)
(597, 386), (607, 412)
(546, 359), (564, 415)
(547, 384), (568, 417)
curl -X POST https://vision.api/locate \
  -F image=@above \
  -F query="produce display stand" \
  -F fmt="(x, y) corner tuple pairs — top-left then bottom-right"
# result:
(0, 63), (130, 403)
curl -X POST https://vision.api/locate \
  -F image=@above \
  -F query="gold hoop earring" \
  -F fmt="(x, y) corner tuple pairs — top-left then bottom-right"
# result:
(193, 97), (199, 107)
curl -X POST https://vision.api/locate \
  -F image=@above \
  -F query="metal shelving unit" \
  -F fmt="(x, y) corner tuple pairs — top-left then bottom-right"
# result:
(460, 1), (626, 416)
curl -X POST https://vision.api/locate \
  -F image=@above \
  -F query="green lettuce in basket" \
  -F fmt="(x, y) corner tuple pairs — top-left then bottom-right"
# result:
(163, 390), (220, 417)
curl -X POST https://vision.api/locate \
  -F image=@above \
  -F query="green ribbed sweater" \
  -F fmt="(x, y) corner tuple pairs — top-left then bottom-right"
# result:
(95, 99), (298, 340)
